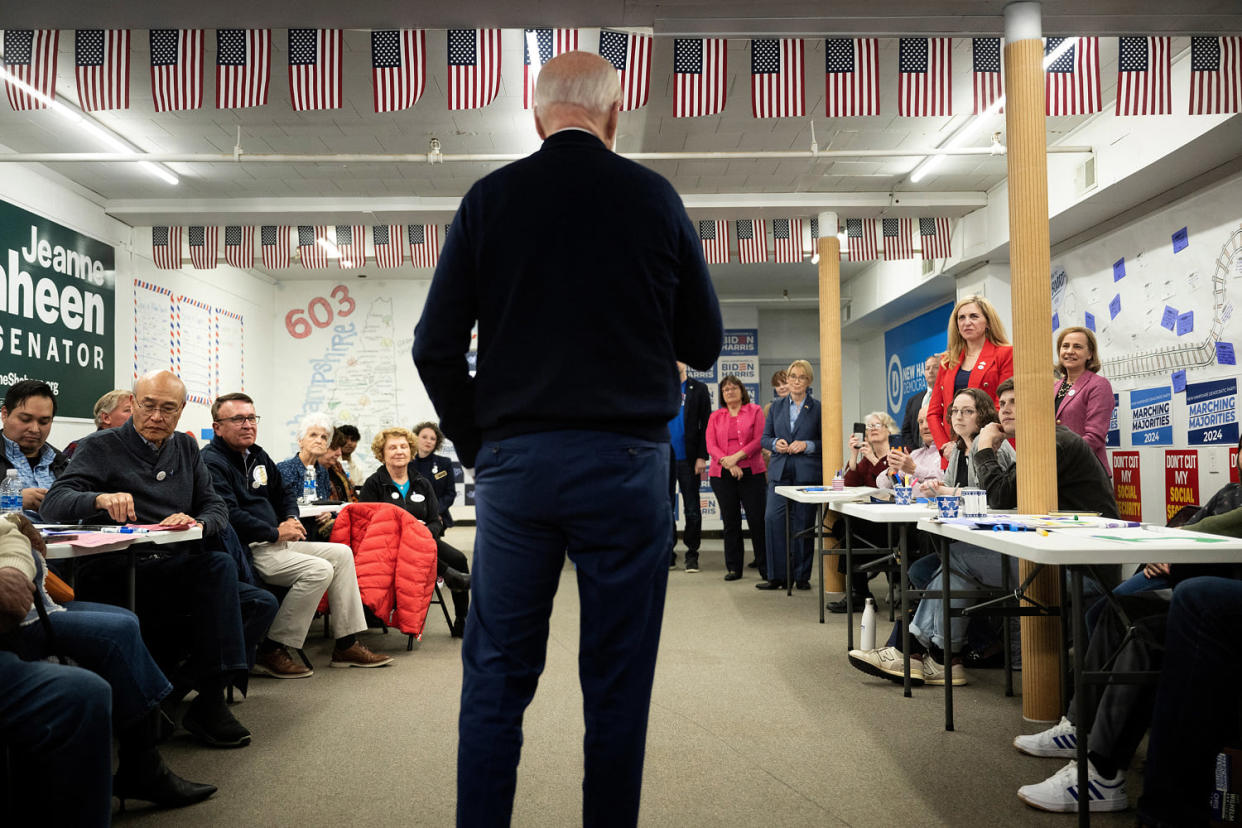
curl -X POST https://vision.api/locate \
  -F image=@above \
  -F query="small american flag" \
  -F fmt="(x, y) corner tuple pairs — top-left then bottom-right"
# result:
(919, 217), (952, 260)
(810, 217), (819, 240)
(298, 225), (329, 269)
(149, 29), (202, 112)
(673, 38), (726, 118)
(699, 220), (729, 264)
(524, 29), (577, 110)
(751, 39), (804, 118)
(224, 225), (254, 268)
(773, 218), (803, 264)
(737, 219), (767, 264)
(846, 218), (877, 262)
(335, 225), (366, 268)
(3, 30), (59, 110)
(372, 225), (404, 269)
(216, 29), (269, 109)
(260, 225), (290, 269)
(75, 30), (130, 111)
(1116, 36), (1170, 116)
(1189, 36), (1241, 115)
(599, 30), (651, 111)
(447, 29), (501, 110)
(882, 218), (913, 261)
(1045, 37), (1100, 116)
(408, 224), (440, 269)
(288, 29), (341, 111)
(372, 30), (425, 113)
(152, 226), (181, 269)
(973, 37), (1003, 114)
(825, 38), (879, 117)
(188, 226), (217, 269)
(899, 38), (952, 117)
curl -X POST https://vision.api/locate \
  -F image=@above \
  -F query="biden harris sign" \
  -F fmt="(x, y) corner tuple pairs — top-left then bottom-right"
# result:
(884, 302), (952, 418)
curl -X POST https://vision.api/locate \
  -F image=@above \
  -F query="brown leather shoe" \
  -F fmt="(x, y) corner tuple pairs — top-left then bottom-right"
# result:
(252, 645), (312, 679)
(330, 642), (394, 668)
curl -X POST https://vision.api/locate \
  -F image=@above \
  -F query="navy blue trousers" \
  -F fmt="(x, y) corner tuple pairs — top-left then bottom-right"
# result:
(457, 430), (671, 828)
(763, 480), (815, 583)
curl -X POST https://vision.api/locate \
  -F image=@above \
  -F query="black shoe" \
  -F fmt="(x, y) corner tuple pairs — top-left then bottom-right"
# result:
(795, 580), (811, 591)
(451, 617), (466, 638)
(115, 753), (217, 811)
(724, 571), (742, 581)
(827, 595), (872, 614)
(669, 553), (678, 569)
(685, 556), (700, 573)
(746, 560), (759, 569)
(442, 566), (471, 592)
(755, 580), (786, 590)
(183, 697), (251, 749)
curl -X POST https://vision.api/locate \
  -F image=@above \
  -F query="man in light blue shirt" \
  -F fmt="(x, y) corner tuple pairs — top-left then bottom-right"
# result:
(1, 380), (69, 513)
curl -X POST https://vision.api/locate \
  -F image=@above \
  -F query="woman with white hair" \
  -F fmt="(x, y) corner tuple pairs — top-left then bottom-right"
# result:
(277, 412), (336, 539)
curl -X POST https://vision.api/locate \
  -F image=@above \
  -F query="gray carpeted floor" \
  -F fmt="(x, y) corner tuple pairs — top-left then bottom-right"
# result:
(119, 527), (1139, 826)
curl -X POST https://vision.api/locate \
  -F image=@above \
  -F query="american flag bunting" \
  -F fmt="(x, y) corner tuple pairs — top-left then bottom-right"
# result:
(371, 30), (425, 113)
(736, 219), (766, 264)
(599, 29), (651, 111)
(335, 225), (366, 268)
(772, 218), (803, 264)
(1116, 36), (1171, 116)
(149, 29), (202, 112)
(372, 225), (404, 269)
(152, 226), (181, 269)
(1045, 37), (1100, 116)
(447, 29), (501, 110)
(973, 38), (1003, 114)
(846, 218), (878, 262)
(216, 29), (270, 109)
(698, 220), (729, 264)
(919, 217), (952, 260)
(188, 226), (217, 269)
(899, 37), (952, 117)
(751, 39), (804, 118)
(882, 218), (914, 261)
(1189, 36), (1241, 115)
(75, 29), (130, 111)
(673, 38), (726, 118)
(298, 225), (329, 269)
(288, 29), (341, 111)
(224, 225), (254, 268)
(408, 224), (440, 269)
(260, 225), (290, 269)
(824, 38), (879, 117)
(524, 29), (578, 109)
(3, 30), (59, 110)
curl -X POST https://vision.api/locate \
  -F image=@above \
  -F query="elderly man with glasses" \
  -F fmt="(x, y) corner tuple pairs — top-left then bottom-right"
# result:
(41, 370), (276, 750)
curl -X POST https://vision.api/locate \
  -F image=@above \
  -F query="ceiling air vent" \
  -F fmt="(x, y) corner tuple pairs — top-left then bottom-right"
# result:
(1075, 154), (1097, 194)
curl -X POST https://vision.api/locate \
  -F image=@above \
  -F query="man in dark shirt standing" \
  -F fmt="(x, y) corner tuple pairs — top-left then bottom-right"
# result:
(412, 52), (722, 827)
(669, 361), (710, 572)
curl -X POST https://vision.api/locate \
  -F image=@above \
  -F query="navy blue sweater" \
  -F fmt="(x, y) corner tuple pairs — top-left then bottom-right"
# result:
(201, 436), (299, 546)
(411, 129), (723, 466)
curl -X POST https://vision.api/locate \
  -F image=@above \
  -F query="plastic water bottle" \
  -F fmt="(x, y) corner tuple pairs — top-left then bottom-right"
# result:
(301, 466), (317, 504)
(0, 469), (21, 514)
(860, 597), (877, 650)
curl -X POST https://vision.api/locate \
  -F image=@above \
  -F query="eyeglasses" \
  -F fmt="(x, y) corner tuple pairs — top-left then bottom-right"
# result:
(864, 423), (885, 430)
(948, 407), (977, 417)
(219, 415), (261, 425)
(787, 373), (809, 382)
(135, 400), (182, 417)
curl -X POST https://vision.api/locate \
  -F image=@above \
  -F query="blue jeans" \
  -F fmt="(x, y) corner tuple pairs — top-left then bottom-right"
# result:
(908, 542), (1015, 652)
(458, 430), (671, 828)
(1138, 577), (1242, 827)
(0, 651), (112, 827)
(763, 483), (815, 583)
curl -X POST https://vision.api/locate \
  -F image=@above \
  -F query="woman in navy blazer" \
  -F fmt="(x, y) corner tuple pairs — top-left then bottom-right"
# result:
(1053, 326), (1114, 474)
(759, 359), (821, 590)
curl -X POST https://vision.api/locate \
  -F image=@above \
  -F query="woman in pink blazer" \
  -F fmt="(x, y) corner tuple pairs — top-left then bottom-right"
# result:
(1053, 326), (1114, 474)
(926, 295), (1014, 458)
(707, 375), (767, 581)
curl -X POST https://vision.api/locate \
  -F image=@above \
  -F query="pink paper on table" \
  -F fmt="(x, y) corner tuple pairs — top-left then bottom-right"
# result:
(67, 533), (134, 548)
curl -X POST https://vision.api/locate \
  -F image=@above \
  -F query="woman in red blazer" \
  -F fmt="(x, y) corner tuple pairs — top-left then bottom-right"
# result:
(1053, 326), (1114, 474)
(926, 295), (1014, 458)
(706, 375), (767, 581)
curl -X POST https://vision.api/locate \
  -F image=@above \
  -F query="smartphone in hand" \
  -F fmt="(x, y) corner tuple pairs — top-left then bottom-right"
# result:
(852, 421), (865, 443)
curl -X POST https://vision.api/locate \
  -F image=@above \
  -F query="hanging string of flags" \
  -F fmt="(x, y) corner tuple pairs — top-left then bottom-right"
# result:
(2, 29), (1238, 116)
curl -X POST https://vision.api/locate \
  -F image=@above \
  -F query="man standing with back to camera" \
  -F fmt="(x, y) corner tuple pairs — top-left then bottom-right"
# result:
(412, 51), (722, 828)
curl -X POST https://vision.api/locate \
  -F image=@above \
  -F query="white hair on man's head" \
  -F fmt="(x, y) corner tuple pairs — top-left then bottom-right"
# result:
(533, 51), (621, 113)
(297, 412), (333, 440)
(132, 370), (186, 401)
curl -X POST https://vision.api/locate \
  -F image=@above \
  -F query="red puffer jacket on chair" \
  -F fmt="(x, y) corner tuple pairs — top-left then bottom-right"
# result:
(326, 501), (439, 637)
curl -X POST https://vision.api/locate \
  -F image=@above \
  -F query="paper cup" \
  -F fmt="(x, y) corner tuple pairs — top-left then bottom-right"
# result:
(894, 486), (913, 505)
(961, 488), (987, 517)
(936, 495), (960, 519)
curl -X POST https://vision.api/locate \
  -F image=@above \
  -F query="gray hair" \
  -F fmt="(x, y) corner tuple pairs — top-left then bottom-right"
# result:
(93, 389), (132, 428)
(297, 412), (334, 441)
(864, 411), (900, 436)
(533, 51), (621, 113)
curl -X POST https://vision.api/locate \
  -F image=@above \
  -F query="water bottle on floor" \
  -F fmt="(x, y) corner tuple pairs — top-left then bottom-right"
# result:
(860, 597), (877, 650)
(0, 469), (21, 514)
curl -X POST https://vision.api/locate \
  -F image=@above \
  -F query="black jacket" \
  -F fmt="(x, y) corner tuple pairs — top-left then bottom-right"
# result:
(358, 465), (444, 539)
(973, 426), (1120, 518)
(201, 436), (298, 546)
(900, 390), (929, 452)
(412, 452), (455, 526)
(680, 378), (710, 462)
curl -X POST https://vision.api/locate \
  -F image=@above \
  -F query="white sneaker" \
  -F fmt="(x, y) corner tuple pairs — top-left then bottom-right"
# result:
(847, 646), (924, 685)
(1014, 715), (1078, 758)
(921, 654), (967, 686)
(1017, 760), (1128, 813)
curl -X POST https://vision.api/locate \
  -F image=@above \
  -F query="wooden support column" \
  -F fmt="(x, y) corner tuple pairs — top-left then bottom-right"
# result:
(817, 211), (846, 593)
(1004, 1), (1062, 723)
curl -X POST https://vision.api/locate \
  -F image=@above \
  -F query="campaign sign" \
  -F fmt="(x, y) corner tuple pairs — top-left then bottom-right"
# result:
(883, 301), (953, 418)
(1111, 451), (1142, 521)
(1165, 450), (1200, 521)
(1186, 378), (1238, 446)
(1130, 387), (1173, 447)
(720, 329), (758, 356)
(1232, 447), (1239, 484)
(686, 363), (717, 383)
(718, 357), (758, 384)
(1106, 393), (1120, 447)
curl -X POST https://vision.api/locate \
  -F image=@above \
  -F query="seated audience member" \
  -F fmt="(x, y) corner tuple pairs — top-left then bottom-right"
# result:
(1, 380), (68, 513)
(2, 514), (215, 811)
(877, 406), (944, 499)
(337, 423), (365, 482)
(323, 428), (358, 503)
(705, 375), (766, 581)
(276, 413), (336, 540)
(1053, 326), (1113, 473)
(64, 388), (134, 458)
(934, 388), (1016, 496)
(359, 427), (471, 636)
(203, 393), (392, 677)
(412, 421), (457, 528)
(41, 370), (267, 749)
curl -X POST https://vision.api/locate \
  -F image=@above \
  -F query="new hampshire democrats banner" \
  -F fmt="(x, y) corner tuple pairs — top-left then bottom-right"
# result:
(884, 301), (952, 418)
